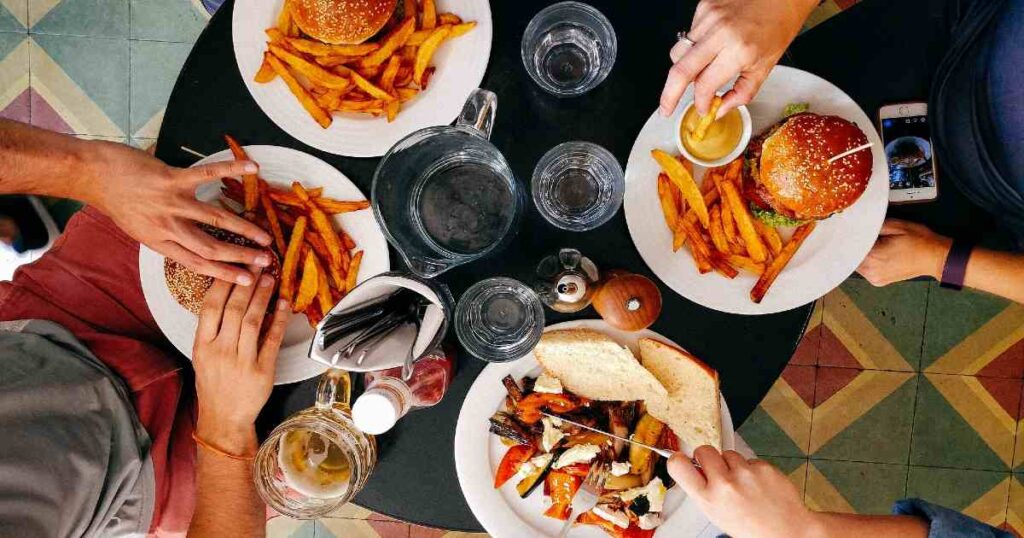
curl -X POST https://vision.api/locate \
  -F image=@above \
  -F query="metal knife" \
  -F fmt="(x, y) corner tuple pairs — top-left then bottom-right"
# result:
(540, 410), (676, 459)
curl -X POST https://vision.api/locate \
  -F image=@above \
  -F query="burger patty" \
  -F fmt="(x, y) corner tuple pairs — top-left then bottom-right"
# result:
(164, 225), (281, 315)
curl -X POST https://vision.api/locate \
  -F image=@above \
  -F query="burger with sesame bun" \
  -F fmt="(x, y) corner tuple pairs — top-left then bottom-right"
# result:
(290, 0), (398, 44)
(743, 108), (872, 227)
(164, 225), (281, 315)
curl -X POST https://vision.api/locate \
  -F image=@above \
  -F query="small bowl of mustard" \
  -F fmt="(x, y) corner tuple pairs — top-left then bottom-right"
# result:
(675, 98), (752, 169)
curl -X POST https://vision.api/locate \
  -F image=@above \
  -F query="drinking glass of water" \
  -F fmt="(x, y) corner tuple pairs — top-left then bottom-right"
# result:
(532, 141), (624, 231)
(455, 277), (545, 363)
(521, 1), (617, 97)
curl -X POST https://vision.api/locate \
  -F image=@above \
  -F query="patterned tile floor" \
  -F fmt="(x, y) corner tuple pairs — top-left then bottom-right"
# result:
(8, 0), (1024, 537)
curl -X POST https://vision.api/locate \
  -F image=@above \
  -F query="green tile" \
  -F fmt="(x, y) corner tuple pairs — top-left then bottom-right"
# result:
(833, 279), (928, 370)
(0, 1), (25, 31)
(130, 0), (207, 42)
(32, 34), (129, 135)
(922, 283), (1013, 370)
(129, 40), (190, 137)
(810, 460), (908, 514)
(738, 406), (808, 458)
(812, 372), (916, 464)
(30, 0), (127, 37)
(911, 375), (1010, 471)
(907, 466), (1009, 513)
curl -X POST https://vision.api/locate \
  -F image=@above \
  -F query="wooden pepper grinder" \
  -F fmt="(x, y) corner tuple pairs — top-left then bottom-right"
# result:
(592, 270), (662, 331)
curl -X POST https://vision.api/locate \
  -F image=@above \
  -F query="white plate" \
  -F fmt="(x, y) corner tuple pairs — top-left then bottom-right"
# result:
(624, 66), (888, 315)
(139, 145), (390, 385)
(454, 319), (735, 538)
(232, 0), (493, 157)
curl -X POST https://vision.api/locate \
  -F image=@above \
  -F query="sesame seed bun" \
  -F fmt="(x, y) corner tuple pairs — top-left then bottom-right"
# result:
(290, 0), (398, 45)
(163, 226), (280, 315)
(746, 113), (872, 221)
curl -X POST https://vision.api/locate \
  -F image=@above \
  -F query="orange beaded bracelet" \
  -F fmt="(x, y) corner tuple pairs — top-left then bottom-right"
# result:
(192, 431), (256, 461)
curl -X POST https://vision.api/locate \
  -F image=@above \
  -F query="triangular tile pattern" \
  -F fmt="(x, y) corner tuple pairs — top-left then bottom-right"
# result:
(0, 0), (24, 31)
(30, 0), (128, 38)
(0, 33), (30, 122)
(907, 467), (1011, 529)
(805, 460), (908, 515)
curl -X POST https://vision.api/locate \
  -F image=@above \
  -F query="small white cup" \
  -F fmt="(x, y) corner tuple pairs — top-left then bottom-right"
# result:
(675, 99), (753, 169)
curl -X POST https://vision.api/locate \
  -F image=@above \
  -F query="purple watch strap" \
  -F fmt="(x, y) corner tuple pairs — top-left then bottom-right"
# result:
(940, 238), (973, 290)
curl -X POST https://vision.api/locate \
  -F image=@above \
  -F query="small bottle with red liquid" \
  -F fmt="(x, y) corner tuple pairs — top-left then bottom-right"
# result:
(351, 347), (455, 435)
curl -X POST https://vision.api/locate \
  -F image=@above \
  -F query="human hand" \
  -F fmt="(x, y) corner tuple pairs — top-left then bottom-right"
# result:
(857, 219), (952, 286)
(659, 0), (818, 117)
(669, 446), (820, 538)
(82, 140), (273, 285)
(193, 272), (290, 453)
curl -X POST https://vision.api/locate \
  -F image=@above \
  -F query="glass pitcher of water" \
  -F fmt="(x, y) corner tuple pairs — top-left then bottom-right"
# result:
(372, 89), (524, 278)
(253, 369), (376, 518)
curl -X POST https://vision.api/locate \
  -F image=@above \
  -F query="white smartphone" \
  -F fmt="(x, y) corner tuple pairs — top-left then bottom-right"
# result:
(879, 102), (939, 204)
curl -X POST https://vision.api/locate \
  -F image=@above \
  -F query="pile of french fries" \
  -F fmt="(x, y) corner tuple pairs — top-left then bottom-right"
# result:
(651, 148), (816, 304)
(254, 0), (476, 126)
(221, 135), (368, 327)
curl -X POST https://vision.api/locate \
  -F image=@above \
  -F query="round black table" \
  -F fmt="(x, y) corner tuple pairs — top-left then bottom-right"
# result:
(157, 0), (815, 531)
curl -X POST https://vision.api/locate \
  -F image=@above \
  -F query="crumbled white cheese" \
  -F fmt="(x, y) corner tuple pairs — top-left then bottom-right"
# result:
(620, 477), (666, 512)
(533, 373), (563, 394)
(553, 443), (601, 469)
(511, 454), (553, 483)
(638, 513), (662, 530)
(609, 461), (631, 476)
(592, 505), (630, 529)
(541, 417), (565, 452)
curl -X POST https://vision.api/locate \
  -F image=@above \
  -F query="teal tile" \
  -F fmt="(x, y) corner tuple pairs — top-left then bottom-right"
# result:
(911, 374), (1015, 471)
(0, 0), (26, 31)
(825, 279), (928, 370)
(907, 467), (1009, 516)
(32, 34), (129, 135)
(738, 405), (808, 458)
(30, 0), (127, 37)
(922, 283), (1013, 370)
(129, 40), (189, 137)
(130, 0), (207, 42)
(807, 460), (908, 515)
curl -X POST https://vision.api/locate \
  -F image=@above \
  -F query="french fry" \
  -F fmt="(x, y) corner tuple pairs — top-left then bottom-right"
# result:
(346, 251), (363, 292)
(708, 205), (731, 255)
(259, 190), (287, 254)
(414, 26), (450, 86)
(651, 149), (709, 228)
(397, 87), (419, 102)
(265, 27), (286, 43)
(679, 219), (712, 274)
(449, 21), (476, 38)
(280, 216), (307, 300)
(380, 55), (401, 90)
(267, 187), (323, 205)
(254, 52), (277, 83)
(728, 255), (765, 276)
(724, 158), (743, 185)
(753, 218), (784, 256)
(691, 96), (723, 142)
(315, 55), (359, 68)
(276, 1), (292, 34)
(720, 192), (739, 245)
(266, 54), (332, 128)
(406, 28), (436, 46)
(701, 169), (718, 194)
(269, 45), (351, 90)
(305, 303), (324, 328)
(294, 250), (319, 312)
(350, 71), (395, 101)
(386, 100), (400, 122)
(292, 182), (345, 273)
(438, 12), (462, 25)
(340, 230), (357, 251)
(359, 17), (416, 68)
(403, 0), (416, 19)
(286, 38), (379, 57)
(336, 99), (386, 112)
(223, 135), (259, 212)
(420, 66), (437, 88)
(313, 254), (333, 315)
(751, 222), (816, 303)
(421, 0), (437, 29)
(656, 174), (686, 252)
(719, 179), (768, 262)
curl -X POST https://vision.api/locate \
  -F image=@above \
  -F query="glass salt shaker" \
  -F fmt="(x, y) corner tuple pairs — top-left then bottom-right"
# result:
(534, 248), (600, 313)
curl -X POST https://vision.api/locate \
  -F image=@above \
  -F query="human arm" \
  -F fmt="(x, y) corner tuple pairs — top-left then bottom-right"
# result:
(187, 272), (290, 538)
(667, 446), (929, 538)
(658, 0), (819, 117)
(0, 119), (272, 284)
(857, 218), (1024, 304)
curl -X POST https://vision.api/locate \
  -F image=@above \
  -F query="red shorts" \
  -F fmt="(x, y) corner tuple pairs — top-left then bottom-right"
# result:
(0, 207), (195, 536)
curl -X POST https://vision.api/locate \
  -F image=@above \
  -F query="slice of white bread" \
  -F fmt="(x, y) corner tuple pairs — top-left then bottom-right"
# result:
(638, 338), (722, 450)
(533, 329), (668, 402)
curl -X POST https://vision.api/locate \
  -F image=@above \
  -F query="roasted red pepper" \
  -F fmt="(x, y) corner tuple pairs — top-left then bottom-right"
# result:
(659, 428), (681, 452)
(560, 463), (593, 478)
(494, 444), (535, 488)
(515, 392), (582, 424)
(545, 470), (582, 511)
(544, 502), (572, 520)
(621, 525), (656, 538)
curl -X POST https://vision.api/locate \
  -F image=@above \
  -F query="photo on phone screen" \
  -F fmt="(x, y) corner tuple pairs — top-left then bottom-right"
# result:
(881, 115), (935, 191)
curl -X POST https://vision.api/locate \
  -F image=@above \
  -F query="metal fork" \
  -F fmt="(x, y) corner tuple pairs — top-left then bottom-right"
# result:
(556, 463), (607, 538)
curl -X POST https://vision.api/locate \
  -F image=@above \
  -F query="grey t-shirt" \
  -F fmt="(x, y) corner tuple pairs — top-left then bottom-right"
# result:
(0, 320), (155, 537)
